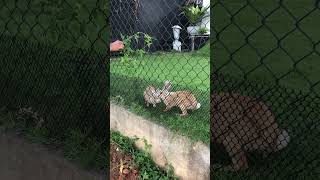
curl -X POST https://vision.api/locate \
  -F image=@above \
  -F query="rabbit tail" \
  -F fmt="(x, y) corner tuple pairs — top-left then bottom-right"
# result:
(275, 129), (290, 151)
(196, 102), (201, 109)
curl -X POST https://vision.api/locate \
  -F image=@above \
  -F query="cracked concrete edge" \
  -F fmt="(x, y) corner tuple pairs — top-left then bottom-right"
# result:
(110, 103), (210, 180)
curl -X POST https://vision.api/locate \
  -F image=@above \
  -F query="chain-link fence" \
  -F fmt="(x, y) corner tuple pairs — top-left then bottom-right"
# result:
(110, 0), (210, 145)
(0, 0), (108, 170)
(212, 0), (320, 179)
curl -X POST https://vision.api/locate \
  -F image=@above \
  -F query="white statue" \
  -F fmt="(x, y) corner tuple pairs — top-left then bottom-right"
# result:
(172, 25), (182, 52)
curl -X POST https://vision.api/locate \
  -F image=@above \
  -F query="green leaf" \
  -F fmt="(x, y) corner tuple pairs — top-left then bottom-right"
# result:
(137, 49), (145, 57)
(182, 5), (209, 24)
(142, 171), (149, 179)
(120, 34), (125, 41)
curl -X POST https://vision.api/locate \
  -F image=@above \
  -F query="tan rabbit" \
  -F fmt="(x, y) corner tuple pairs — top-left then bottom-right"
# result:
(211, 92), (290, 171)
(143, 85), (162, 107)
(159, 80), (201, 116)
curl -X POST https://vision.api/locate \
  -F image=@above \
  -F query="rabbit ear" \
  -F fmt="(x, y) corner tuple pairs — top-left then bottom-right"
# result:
(163, 80), (172, 91)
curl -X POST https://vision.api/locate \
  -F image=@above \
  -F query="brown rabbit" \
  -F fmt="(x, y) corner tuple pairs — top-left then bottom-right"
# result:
(143, 85), (161, 107)
(211, 92), (290, 171)
(159, 80), (201, 116)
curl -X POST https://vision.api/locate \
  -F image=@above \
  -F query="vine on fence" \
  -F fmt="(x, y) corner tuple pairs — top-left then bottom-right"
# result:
(119, 32), (154, 69)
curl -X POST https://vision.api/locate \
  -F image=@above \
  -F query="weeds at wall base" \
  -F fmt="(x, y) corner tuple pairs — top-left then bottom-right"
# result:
(111, 130), (178, 180)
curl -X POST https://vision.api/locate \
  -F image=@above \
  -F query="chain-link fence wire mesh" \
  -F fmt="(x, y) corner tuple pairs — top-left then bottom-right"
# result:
(0, 0), (108, 170)
(110, 0), (210, 144)
(212, 0), (320, 179)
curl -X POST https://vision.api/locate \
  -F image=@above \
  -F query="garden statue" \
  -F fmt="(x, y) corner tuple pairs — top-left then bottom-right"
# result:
(172, 25), (182, 52)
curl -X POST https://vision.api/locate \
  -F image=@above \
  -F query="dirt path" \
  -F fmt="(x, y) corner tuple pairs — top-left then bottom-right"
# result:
(0, 130), (105, 180)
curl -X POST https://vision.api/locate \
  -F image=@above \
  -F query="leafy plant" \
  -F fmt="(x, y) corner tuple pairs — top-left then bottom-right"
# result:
(182, 5), (210, 25)
(110, 95), (126, 106)
(120, 32), (153, 63)
(198, 27), (209, 35)
(64, 129), (102, 169)
(111, 131), (178, 180)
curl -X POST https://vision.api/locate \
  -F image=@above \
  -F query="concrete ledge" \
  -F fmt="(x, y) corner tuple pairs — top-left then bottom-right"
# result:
(110, 103), (210, 180)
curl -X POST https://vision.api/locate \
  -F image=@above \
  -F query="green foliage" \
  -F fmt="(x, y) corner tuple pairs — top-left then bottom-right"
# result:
(28, 127), (50, 144)
(182, 5), (209, 25)
(64, 129), (104, 169)
(110, 95), (126, 106)
(111, 131), (178, 180)
(198, 27), (209, 35)
(120, 32), (154, 63)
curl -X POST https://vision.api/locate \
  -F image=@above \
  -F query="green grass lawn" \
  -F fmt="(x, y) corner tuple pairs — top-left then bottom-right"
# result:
(213, 0), (320, 179)
(0, 0), (107, 52)
(214, 0), (320, 93)
(110, 47), (210, 144)
(111, 52), (210, 91)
